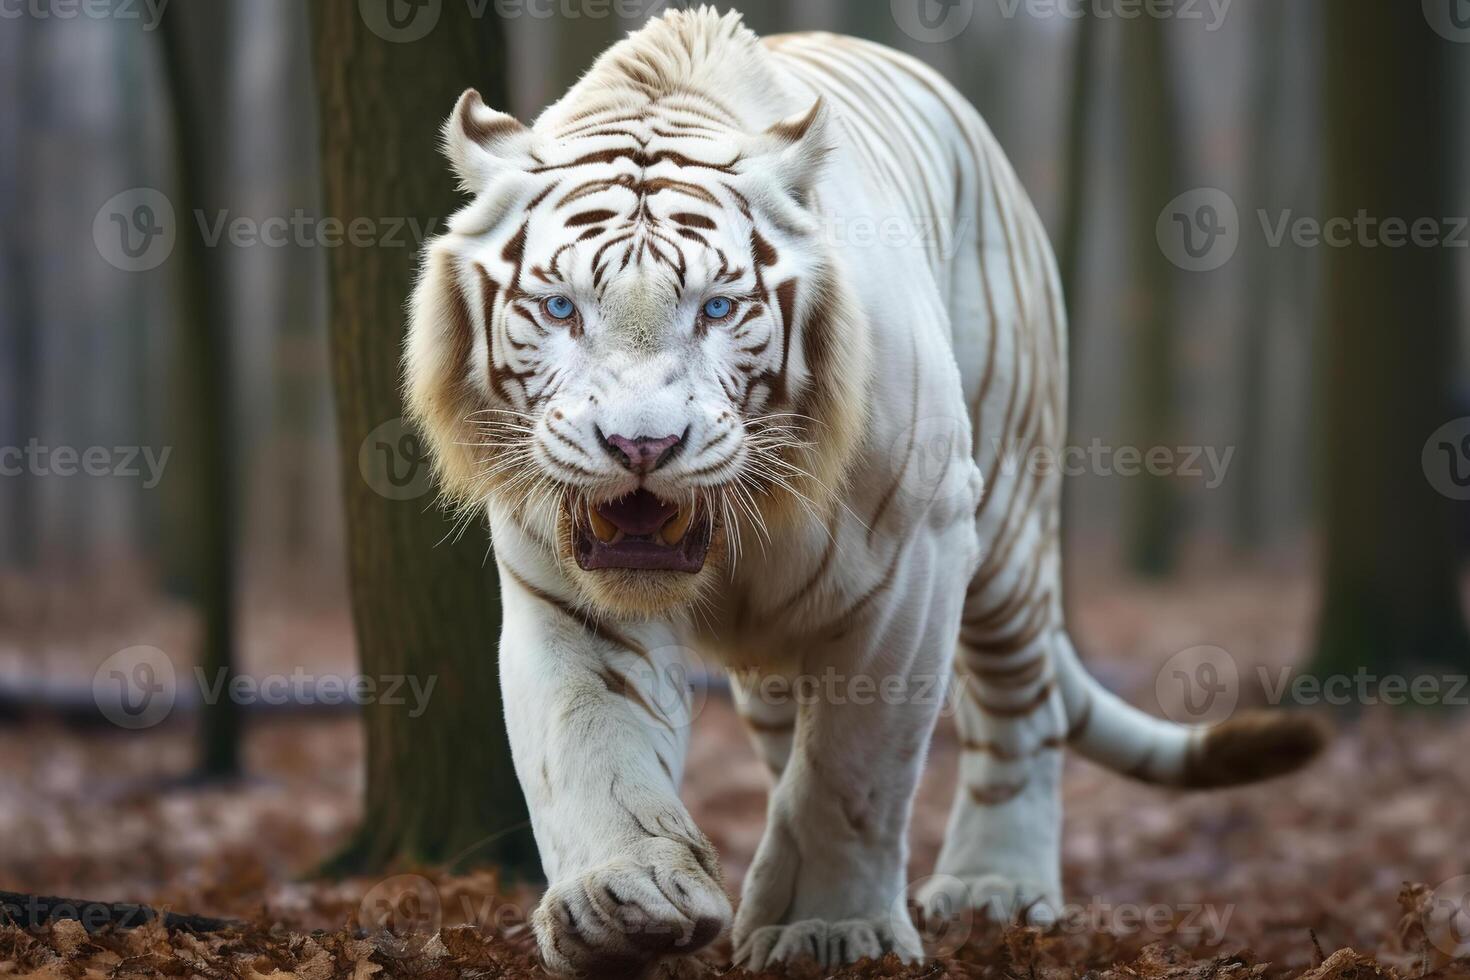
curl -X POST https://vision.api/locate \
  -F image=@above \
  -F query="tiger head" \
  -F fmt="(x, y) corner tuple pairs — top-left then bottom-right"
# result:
(406, 44), (870, 620)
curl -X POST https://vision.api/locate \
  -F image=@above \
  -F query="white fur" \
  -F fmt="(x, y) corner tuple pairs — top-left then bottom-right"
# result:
(403, 9), (1278, 975)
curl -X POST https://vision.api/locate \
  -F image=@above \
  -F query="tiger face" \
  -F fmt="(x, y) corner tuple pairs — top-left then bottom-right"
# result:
(406, 89), (871, 619)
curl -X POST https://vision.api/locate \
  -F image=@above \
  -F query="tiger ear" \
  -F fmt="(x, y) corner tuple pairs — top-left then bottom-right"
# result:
(441, 88), (537, 194)
(742, 98), (831, 207)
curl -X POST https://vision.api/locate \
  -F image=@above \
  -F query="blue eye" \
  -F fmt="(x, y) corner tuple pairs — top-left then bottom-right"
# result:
(702, 296), (734, 320)
(543, 295), (576, 320)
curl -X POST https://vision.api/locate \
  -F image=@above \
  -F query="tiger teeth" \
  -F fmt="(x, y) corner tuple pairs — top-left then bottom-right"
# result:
(588, 508), (620, 543)
(661, 506), (694, 546)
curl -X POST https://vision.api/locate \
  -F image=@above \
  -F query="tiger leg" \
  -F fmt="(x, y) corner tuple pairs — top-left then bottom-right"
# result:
(732, 558), (970, 970)
(919, 625), (1068, 924)
(729, 668), (797, 783)
(498, 566), (732, 976)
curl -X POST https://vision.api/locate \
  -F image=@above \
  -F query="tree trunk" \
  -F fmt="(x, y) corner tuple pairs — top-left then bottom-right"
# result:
(1231, 0), (1286, 554)
(158, 6), (241, 779)
(309, 5), (539, 878)
(1057, 8), (1098, 605)
(1311, 5), (1469, 676)
(1122, 17), (1183, 578)
(0, 21), (38, 573)
(1056, 7), (1097, 320)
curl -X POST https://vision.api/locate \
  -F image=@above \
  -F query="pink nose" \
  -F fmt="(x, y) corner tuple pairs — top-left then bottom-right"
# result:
(604, 432), (682, 474)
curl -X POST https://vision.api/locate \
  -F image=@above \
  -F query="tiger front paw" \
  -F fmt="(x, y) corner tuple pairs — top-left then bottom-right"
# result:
(732, 916), (923, 970)
(916, 872), (1061, 927)
(532, 839), (731, 978)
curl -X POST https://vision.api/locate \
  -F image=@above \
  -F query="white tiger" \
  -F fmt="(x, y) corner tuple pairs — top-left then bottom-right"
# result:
(404, 8), (1324, 974)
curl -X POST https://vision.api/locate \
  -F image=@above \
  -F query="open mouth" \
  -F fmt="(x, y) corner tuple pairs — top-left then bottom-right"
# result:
(572, 489), (712, 573)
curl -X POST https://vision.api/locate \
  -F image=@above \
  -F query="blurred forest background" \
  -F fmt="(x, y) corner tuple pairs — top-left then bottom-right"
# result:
(1, 0), (1469, 967)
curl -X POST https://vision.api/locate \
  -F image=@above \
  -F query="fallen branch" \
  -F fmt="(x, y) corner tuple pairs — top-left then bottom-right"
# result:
(0, 890), (239, 934)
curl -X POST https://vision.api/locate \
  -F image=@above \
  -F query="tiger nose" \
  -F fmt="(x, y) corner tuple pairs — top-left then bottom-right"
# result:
(602, 431), (683, 474)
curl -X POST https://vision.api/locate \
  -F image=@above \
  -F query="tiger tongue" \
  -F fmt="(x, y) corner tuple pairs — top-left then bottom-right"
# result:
(596, 490), (678, 536)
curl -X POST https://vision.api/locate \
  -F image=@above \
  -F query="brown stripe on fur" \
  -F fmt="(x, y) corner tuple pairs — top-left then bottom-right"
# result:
(965, 677), (1054, 718)
(597, 665), (669, 728)
(1126, 748), (1157, 782)
(867, 336), (921, 541)
(566, 208), (618, 226)
(961, 735), (1062, 761)
(763, 510), (842, 619)
(960, 597), (1052, 657)
(530, 146), (738, 175)
(1064, 693), (1093, 743)
(968, 781), (1027, 806)
(643, 176), (721, 204)
(459, 95), (524, 146)
(752, 229), (779, 270)
(974, 351), (1046, 583)
(771, 278), (797, 405)
(524, 181), (559, 211)
(810, 533), (905, 641)
(780, 263), (871, 542)
(499, 564), (653, 666)
(1179, 712), (1328, 789)
(444, 266), (476, 404)
(961, 652), (1047, 690)
(963, 528), (1057, 629)
(739, 713), (796, 735)
(501, 222), (527, 265)
(766, 96), (824, 142)
(670, 211), (716, 229)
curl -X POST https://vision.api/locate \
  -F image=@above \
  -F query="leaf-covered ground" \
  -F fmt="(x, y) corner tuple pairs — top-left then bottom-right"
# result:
(3, 572), (1469, 977)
